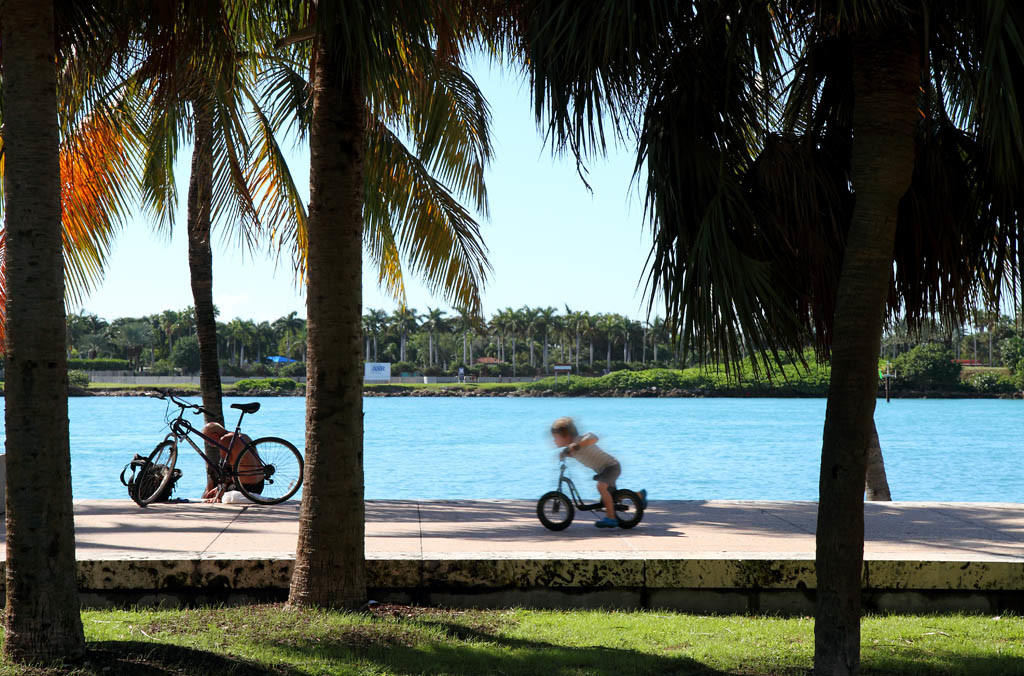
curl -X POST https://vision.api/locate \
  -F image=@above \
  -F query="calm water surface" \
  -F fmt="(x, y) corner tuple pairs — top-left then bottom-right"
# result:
(3, 396), (1022, 502)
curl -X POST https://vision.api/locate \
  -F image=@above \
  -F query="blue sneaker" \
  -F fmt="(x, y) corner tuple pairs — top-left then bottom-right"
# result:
(595, 517), (618, 528)
(638, 489), (648, 509)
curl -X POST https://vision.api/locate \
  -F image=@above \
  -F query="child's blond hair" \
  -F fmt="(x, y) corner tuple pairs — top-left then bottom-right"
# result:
(550, 417), (578, 438)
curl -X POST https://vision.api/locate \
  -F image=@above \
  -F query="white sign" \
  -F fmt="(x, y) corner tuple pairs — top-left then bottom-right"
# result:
(364, 362), (391, 381)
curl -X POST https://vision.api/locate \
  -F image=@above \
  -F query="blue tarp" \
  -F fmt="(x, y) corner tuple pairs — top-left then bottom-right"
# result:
(265, 355), (297, 363)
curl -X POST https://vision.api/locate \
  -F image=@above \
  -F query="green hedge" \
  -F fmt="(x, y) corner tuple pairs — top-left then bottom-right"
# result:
(68, 370), (90, 388)
(234, 377), (298, 394)
(68, 358), (130, 371)
(522, 359), (832, 396)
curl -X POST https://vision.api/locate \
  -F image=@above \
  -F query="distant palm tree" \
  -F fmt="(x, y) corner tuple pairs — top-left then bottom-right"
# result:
(537, 306), (558, 372)
(422, 307), (447, 367)
(520, 305), (540, 367)
(501, 307), (523, 376)
(255, 321), (275, 363)
(391, 307), (421, 363)
(363, 309), (388, 361)
(579, 312), (595, 369)
(649, 316), (666, 364)
(273, 311), (304, 360)
(597, 314), (618, 373)
(488, 311), (505, 362)
(114, 321), (154, 371)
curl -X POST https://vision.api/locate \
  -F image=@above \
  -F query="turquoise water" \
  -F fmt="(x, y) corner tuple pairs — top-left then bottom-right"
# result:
(5, 396), (1023, 502)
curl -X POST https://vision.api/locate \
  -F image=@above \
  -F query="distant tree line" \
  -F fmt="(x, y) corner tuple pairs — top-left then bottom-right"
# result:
(61, 308), (308, 376)
(53, 306), (1024, 381)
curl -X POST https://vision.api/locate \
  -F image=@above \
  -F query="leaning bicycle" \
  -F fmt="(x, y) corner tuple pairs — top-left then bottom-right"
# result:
(130, 391), (303, 506)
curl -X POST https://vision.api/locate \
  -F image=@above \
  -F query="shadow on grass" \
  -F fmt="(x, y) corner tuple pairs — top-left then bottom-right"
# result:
(73, 642), (301, 676)
(251, 616), (732, 676)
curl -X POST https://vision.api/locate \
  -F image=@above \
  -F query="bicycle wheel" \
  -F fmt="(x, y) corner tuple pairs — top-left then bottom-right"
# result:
(536, 491), (575, 531)
(613, 488), (644, 529)
(233, 436), (303, 505)
(132, 440), (178, 507)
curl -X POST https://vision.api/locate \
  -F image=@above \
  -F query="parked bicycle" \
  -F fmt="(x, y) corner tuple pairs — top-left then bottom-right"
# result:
(536, 461), (645, 530)
(129, 391), (303, 506)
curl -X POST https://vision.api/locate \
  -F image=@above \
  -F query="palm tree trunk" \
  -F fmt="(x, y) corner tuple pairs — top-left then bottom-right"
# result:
(2, 1), (85, 661)
(288, 38), (366, 609)
(864, 419), (892, 501)
(186, 99), (225, 484)
(815, 32), (919, 676)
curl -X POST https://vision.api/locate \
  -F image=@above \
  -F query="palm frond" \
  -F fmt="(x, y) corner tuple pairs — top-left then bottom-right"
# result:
(139, 91), (183, 233)
(387, 55), (493, 217)
(58, 108), (140, 306)
(365, 119), (491, 314)
(246, 105), (308, 275)
(639, 2), (800, 372)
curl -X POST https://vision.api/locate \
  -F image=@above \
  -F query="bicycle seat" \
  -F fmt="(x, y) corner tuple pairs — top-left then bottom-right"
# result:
(231, 402), (261, 414)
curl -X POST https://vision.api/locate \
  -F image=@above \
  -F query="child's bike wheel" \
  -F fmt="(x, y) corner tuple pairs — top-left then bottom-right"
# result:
(613, 489), (644, 529)
(536, 491), (574, 531)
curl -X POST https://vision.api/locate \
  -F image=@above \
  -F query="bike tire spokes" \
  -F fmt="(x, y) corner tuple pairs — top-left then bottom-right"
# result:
(234, 437), (303, 504)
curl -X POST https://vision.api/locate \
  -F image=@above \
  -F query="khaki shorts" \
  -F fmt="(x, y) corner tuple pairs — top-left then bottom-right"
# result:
(592, 462), (621, 487)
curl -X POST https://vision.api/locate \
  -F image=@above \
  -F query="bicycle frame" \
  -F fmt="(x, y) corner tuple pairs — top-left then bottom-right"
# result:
(161, 393), (254, 485)
(555, 462), (606, 512)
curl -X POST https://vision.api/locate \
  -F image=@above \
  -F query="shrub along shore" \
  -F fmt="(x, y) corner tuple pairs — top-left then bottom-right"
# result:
(59, 361), (1022, 399)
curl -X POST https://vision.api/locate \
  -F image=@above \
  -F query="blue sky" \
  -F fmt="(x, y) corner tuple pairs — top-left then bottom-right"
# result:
(77, 56), (656, 324)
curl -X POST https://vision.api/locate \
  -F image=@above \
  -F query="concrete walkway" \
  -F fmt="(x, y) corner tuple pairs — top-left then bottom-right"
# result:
(5, 500), (1021, 612)
(59, 499), (1024, 562)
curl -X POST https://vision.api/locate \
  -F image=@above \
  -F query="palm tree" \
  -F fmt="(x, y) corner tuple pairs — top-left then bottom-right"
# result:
(488, 311), (504, 362)
(280, 1), (494, 609)
(455, 305), (479, 366)
(501, 307), (523, 376)
(569, 310), (586, 369)
(390, 307), (421, 363)
(1, 1), (85, 661)
(422, 307), (447, 367)
(159, 309), (179, 355)
(515, 3), (1024, 672)
(521, 305), (540, 367)
(254, 321), (275, 363)
(596, 313), (618, 373)
(579, 311), (595, 369)
(363, 308), (388, 361)
(113, 320), (154, 371)
(131, 5), (304, 471)
(273, 311), (304, 359)
(650, 316), (666, 364)
(537, 306), (558, 372)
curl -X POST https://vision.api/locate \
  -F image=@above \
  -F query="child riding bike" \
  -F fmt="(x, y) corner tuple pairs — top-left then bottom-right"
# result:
(550, 416), (647, 528)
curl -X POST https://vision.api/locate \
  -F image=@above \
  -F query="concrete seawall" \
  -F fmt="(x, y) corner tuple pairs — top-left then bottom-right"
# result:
(8, 500), (1021, 613)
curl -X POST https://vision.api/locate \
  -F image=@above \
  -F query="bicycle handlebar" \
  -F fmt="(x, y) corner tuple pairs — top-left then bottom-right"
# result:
(148, 390), (208, 416)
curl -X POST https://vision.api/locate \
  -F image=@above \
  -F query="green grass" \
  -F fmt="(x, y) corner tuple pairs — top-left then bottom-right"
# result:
(5, 606), (1023, 675)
